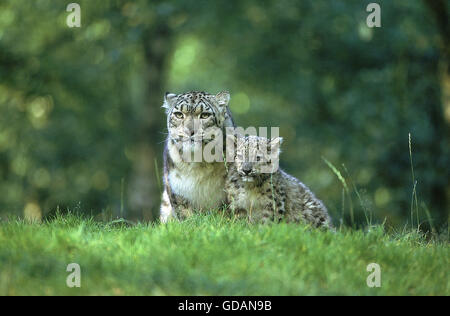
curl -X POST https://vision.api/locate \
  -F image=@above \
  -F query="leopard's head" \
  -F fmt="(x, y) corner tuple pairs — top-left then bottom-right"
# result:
(163, 91), (230, 154)
(227, 134), (282, 183)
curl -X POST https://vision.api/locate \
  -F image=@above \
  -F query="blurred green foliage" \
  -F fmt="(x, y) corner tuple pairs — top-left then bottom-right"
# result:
(0, 0), (448, 229)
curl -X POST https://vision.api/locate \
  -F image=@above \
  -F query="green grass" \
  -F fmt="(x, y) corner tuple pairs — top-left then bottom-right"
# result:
(0, 213), (448, 296)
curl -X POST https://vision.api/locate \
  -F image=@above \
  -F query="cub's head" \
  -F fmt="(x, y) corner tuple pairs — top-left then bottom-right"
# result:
(163, 91), (230, 152)
(227, 134), (283, 182)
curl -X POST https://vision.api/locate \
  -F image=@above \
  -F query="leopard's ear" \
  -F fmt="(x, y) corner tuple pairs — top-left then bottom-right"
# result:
(225, 132), (237, 161)
(226, 132), (237, 145)
(272, 137), (283, 145)
(215, 91), (230, 108)
(162, 92), (177, 110)
(269, 137), (283, 154)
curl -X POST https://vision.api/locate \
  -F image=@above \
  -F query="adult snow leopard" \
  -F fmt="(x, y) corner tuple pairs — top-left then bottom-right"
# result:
(160, 91), (235, 222)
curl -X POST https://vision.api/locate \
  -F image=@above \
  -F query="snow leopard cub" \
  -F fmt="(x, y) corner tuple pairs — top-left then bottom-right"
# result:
(225, 134), (332, 228)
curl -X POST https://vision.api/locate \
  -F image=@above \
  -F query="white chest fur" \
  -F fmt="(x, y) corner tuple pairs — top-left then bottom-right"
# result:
(168, 162), (227, 210)
(236, 185), (268, 210)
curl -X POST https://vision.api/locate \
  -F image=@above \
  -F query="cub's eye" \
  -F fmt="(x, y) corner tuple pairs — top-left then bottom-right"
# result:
(173, 112), (184, 119)
(256, 156), (262, 162)
(200, 112), (211, 119)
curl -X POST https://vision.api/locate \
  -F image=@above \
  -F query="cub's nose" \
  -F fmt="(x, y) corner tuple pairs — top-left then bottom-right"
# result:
(242, 164), (252, 175)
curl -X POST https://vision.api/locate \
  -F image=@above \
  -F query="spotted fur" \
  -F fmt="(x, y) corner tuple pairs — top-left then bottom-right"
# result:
(225, 135), (332, 228)
(160, 91), (235, 222)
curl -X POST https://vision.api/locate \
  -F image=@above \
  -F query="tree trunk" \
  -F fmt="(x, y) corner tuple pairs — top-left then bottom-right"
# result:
(127, 25), (172, 221)
(423, 0), (450, 224)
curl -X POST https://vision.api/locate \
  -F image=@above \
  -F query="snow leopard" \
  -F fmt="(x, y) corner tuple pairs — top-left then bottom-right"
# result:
(225, 134), (332, 228)
(160, 91), (235, 222)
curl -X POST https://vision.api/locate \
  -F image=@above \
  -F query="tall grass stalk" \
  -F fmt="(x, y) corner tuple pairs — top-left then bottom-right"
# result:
(342, 164), (372, 227)
(421, 202), (436, 237)
(322, 157), (354, 227)
(408, 133), (419, 231)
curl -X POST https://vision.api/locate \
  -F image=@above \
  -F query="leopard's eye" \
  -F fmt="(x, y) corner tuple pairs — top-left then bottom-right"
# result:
(200, 112), (211, 119)
(173, 111), (184, 119)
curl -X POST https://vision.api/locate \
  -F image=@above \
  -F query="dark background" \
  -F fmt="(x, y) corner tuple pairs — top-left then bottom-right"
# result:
(0, 0), (448, 230)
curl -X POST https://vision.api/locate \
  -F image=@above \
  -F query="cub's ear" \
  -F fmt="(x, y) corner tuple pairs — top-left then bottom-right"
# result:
(215, 91), (230, 108)
(162, 92), (177, 110)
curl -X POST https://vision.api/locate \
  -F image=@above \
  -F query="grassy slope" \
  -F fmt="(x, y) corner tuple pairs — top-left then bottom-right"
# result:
(0, 213), (448, 296)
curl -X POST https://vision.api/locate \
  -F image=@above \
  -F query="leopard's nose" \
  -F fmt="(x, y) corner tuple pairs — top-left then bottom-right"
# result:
(242, 164), (252, 175)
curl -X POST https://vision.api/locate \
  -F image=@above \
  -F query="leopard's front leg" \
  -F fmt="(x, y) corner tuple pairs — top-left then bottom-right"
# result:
(172, 194), (195, 221)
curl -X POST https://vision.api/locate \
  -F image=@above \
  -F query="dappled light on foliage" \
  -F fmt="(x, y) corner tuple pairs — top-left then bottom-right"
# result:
(0, 0), (448, 231)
